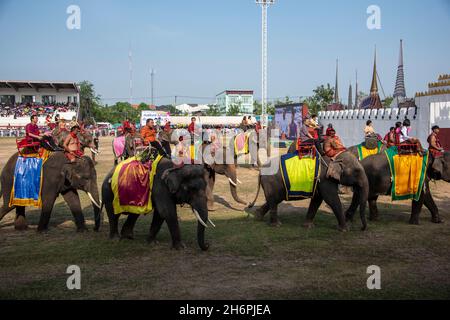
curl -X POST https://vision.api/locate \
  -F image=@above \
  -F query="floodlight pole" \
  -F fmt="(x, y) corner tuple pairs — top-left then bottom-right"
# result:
(256, 0), (275, 128)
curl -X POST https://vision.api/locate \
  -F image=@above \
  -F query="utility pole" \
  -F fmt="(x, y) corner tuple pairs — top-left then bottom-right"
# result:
(129, 45), (133, 105)
(150, 68), (155, 106)
(256, 0), (275, 128)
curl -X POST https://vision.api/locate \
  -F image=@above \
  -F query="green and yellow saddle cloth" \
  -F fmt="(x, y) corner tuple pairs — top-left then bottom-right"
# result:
(9, 149), (51, 208)
(234, 132), (250, 155)
(111, 154), (163, 215)
(357, 141), (383, 161)
(280, 152), (321, 201)
(385, 147), (429, 201)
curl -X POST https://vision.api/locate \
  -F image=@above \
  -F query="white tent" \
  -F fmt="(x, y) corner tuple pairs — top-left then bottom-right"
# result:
(175, 104), (210, 114)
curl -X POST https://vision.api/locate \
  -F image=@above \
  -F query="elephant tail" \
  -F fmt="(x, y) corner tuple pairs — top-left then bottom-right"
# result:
(246, 173), (261, 209)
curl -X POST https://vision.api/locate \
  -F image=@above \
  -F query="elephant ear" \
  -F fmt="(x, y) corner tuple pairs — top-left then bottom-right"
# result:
(327, 160), (344, 182)
(162, 168), (182, 194)
(431, 158), (444, 175)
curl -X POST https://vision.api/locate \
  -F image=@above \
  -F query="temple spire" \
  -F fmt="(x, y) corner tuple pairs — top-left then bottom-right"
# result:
(355, 70), (359, 109)
(370, 47), (378, 95)
(334, 59), (340, 103)
(393, 39), (406, 99)
(348, 82), (353, 110)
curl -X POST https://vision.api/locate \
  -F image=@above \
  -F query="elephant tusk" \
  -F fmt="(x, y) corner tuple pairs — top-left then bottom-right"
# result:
(90, 148), (99, 155)
(208, 218), (216, 228)
(87, 192), (101, 209)
(228, 178), (237, 187)
(193, 209), (208, 228)
(236, 179), (242, 184)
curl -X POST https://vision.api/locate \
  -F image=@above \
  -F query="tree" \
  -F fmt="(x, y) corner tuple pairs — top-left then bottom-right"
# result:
(253, 100), (275, 116)
(78, 81), (101, 125)
(382, 96), (394, 107)
(303, 84), (334, 114)
(227, 104), (242, 116)
(206, 104), (221, 116)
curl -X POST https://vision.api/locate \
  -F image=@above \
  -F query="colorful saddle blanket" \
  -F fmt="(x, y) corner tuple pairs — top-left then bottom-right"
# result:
(113, 136), (126, 157)
(111, 155), (163, 215)
(280, 152), (320, 200)
(385, 147), (429, 201)
(234, 132), (250, 155)
(357, 141), (383, 160)
(9, 150), (51, 208)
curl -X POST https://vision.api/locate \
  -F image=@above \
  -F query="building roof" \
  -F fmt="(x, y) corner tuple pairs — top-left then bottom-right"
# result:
(216, 90), (254, 96)
(0, 80), (79, 92)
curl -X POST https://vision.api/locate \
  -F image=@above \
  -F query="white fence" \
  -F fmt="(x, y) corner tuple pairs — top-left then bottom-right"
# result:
(318, 94), (450, 147)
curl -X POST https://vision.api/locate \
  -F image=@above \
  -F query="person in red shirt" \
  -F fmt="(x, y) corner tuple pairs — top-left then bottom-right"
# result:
(25, 115), (42, 143)
(188, 117), (196, 135)
(428, 125), (445, 158)
(383, 127), (396, 148)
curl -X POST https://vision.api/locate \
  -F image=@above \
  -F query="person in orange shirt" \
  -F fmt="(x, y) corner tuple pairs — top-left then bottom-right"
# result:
(141, 118), (167, 157)
(323, 128), (346, 159)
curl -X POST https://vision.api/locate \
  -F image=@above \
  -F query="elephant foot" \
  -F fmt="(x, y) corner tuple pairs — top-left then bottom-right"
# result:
(146, 237), (159, 245)
(369, 215), (379, 222)
(37, 227), (49, 233)
(76, 225), (88, 233)
(109, 232), (120, 239)
(254, 209), (265, 221)
(14, 216), (28, 231)
(269, 220), (282, 228)
(409, 218), (420, 225)
(120, 232), (134, 240)
(172, 242), (186, 250)
(431, 217), (443, 224)
(345, 212), (354, 223)
(303, 221), (315, 229)
(337, 225), (349, 232)
(199, 242), (210, 251)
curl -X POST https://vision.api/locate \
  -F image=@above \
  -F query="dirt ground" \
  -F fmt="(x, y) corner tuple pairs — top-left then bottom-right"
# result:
(0, 136), (449, 299)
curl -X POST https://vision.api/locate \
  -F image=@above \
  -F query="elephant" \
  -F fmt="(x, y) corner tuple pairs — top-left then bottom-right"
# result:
(228, 129), (260, 165)
(248, 150), (369, 231)
(101, 158), (211, 251)
(0, 152), (101, 232)
(52, 128), (99, 155)
(346, 151), (450, 224)
(347, 143), (387, 161)
(112, 134), (135, 165)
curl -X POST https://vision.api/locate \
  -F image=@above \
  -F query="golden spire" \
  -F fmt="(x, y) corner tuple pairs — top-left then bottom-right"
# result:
(370, 46), (378, 95)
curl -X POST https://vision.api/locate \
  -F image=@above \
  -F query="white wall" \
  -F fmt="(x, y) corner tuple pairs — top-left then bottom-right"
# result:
(318, 94), (450, 147)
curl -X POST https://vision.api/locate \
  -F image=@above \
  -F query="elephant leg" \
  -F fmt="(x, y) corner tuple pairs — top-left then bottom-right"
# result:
(320, 182), (347, 231)
(304, 191), (323, 229)
(423, 189), (442, 223)
(14, 206), (27, 231)
(410, 190), (426, 225)
(345, 191), (359, 222)
(255, 202), (270, 221)
(368, 196), (379, 221)
(121, 214), (139, 240)
(269, 205), (281, 227)
(105, 202), (119, 239)
(164, 210), (183, 250)
(147, 209), (165, 243)
(62, 190), (87, 232)
(206, 172), (216, 211)
(37, 193), (58, 232)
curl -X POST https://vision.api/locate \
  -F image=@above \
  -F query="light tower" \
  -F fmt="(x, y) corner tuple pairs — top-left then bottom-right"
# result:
(256, 0), (275, 128)
(129, 46), (133, 105)
(150, 68), (155, 106)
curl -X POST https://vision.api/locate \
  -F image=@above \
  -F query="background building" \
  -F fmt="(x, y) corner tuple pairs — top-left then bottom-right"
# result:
(216, 90), (254, 114)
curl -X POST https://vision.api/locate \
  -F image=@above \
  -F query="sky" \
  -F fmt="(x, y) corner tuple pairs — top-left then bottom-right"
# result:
(0, 0), (449, 106)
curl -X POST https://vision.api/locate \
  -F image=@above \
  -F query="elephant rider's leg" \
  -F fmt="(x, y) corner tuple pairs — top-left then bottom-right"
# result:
(14, 206), (27, 231)
(150, 141), (169, 158)
(121, 214), (139, 239)
(61, 190), (86, 231)
(147, 208), (165, 243)
(319, 180), (347, 231)
(368, 197), (379, 221)
(410, 189), (426, 225)
(37, 193), (58, 232)
(423, 185), (442, 223)
(305, 191), (323, 228)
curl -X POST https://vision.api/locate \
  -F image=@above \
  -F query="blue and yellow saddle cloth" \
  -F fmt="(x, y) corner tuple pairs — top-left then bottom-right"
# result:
(9, 150), (50, 208)
(385, 147), (429, 201)
(280, 152), (320, 200)
(357, 141), (383, 160)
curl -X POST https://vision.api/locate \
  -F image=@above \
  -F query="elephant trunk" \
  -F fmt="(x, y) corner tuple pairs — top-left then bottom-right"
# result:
(192, 205), (209, 251)
(226, 166), (248, 206)
(357, 171), (369, 231)
(87, 181), (102, 231)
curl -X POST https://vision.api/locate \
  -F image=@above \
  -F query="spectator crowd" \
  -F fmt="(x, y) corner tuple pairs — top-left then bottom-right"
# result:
(0, 102), (78, 118)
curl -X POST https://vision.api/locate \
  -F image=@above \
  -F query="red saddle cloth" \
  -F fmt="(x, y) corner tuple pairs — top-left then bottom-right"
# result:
(16, 137), (41, 156)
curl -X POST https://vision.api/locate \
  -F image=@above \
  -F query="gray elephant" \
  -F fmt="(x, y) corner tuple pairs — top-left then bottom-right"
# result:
(248, 150), (369, 231)
(101, 159), (211, 251)
(0, 152), (101, 232)
(346, 151), (450, 224)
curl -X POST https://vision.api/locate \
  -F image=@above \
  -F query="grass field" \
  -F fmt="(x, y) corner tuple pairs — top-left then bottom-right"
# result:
(1, 136), (450, 299)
